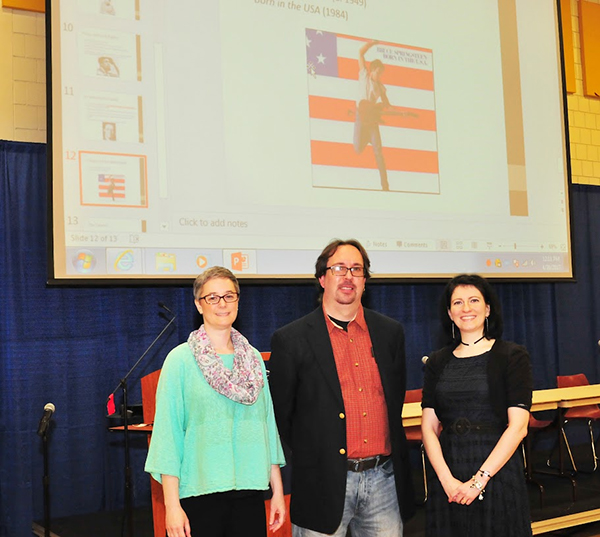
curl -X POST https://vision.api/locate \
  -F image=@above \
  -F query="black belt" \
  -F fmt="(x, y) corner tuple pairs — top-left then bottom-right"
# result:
(347, 455), (391, 472)
(445, 418), (505, 436)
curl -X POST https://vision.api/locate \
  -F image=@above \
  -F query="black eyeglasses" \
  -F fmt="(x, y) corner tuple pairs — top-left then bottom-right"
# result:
(198, 292), (239, 305)
(326, 265), (365, 277)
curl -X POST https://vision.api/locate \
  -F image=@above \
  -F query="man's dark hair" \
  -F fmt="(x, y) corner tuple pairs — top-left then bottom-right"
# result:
(314, 239), (371, 280)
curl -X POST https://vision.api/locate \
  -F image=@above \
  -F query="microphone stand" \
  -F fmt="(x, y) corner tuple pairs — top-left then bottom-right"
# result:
(108, 307), (176, 537)
(37, 404), (54, 537)
(42, 430), (51, 537)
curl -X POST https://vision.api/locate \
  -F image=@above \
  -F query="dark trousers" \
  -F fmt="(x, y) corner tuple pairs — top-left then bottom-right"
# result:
(180, 490), (266, 537)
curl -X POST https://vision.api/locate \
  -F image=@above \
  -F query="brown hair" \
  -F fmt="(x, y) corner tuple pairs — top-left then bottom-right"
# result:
(314, 239), (371, 280)
(193, 266), (240, 300)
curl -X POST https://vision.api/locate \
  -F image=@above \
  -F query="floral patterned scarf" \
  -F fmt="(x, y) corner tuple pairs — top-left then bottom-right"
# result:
(188, 325), (264, 405)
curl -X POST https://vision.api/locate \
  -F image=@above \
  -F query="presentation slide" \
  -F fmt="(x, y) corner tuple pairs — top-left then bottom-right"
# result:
(49, 0), (572, 281)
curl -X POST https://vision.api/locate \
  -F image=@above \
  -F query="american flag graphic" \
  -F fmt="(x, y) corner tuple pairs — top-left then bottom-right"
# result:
(306, 29), (439, 193)
(98, 174), (126, 200)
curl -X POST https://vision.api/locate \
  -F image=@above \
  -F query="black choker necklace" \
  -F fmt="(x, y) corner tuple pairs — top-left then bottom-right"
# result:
(462, 335), (485, 346)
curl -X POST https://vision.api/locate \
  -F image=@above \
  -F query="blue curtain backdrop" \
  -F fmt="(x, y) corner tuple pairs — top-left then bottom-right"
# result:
(1, 139), (599, 536)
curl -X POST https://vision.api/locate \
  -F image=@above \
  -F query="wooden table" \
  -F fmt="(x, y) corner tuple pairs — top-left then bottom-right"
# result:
(401, 385), (600, 427)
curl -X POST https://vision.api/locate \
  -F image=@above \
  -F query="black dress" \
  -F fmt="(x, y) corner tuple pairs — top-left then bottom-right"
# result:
(425, 352), (532, 537)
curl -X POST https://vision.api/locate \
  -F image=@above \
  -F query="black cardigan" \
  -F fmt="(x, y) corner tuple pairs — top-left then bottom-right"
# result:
(422, 339), (533, 423)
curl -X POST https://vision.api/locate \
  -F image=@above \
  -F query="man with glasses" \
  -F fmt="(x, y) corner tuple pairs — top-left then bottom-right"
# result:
(269, 239), (415, 537)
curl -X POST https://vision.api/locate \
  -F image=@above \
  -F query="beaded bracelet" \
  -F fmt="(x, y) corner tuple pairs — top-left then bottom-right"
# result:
(470, 476), (485, 501)
(478, 469), (492, 478)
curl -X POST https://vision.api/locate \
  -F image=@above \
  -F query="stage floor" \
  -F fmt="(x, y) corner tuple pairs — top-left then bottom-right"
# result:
(35, 506), (600, 537)
(405, 442), (600, 537)
(35, 446), (600, 537)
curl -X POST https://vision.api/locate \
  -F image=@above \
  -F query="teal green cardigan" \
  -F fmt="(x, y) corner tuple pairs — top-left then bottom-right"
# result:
(144, 342), (285, 499)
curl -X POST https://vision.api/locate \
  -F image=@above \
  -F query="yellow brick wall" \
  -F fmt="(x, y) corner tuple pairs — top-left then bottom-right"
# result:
(0, 3), (599, 186)
(0, 6), (46, 142)
(567, 0), (600, 186)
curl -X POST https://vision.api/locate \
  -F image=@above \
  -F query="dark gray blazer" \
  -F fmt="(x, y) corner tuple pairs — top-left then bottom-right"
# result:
(269, 307), (416, 533)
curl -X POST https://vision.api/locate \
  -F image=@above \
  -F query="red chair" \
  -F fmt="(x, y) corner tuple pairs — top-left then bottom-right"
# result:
(522, 414), (554, 507)
(556, 374), (600, 472)
(405, 388), (427, 503)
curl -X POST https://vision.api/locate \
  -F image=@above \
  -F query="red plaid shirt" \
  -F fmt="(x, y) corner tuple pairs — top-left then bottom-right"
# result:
(325, 307), (391, 459)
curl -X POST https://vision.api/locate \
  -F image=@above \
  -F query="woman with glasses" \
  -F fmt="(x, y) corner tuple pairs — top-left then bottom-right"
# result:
(421, 274), (532, 537)
(145, 266), (286, 537)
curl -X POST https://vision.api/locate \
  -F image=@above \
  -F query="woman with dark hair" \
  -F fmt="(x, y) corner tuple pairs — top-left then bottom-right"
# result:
(421, 274), (532, 537)
(145, 267), (286, 537)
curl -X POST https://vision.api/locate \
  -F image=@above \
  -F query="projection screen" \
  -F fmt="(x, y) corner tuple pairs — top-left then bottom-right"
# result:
(48, 0), (573, 282)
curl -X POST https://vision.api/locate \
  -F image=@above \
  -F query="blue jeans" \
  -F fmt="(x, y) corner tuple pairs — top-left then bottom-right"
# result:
(292, 459), (403, 537)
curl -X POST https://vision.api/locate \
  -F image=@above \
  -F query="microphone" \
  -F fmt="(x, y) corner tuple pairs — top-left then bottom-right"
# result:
(159, 302), (175, 317)
(106, 303), (178, 537)
(37, 402), (55, 437)
(107, 303), (177, 415)
(421, 355), (429, 365)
